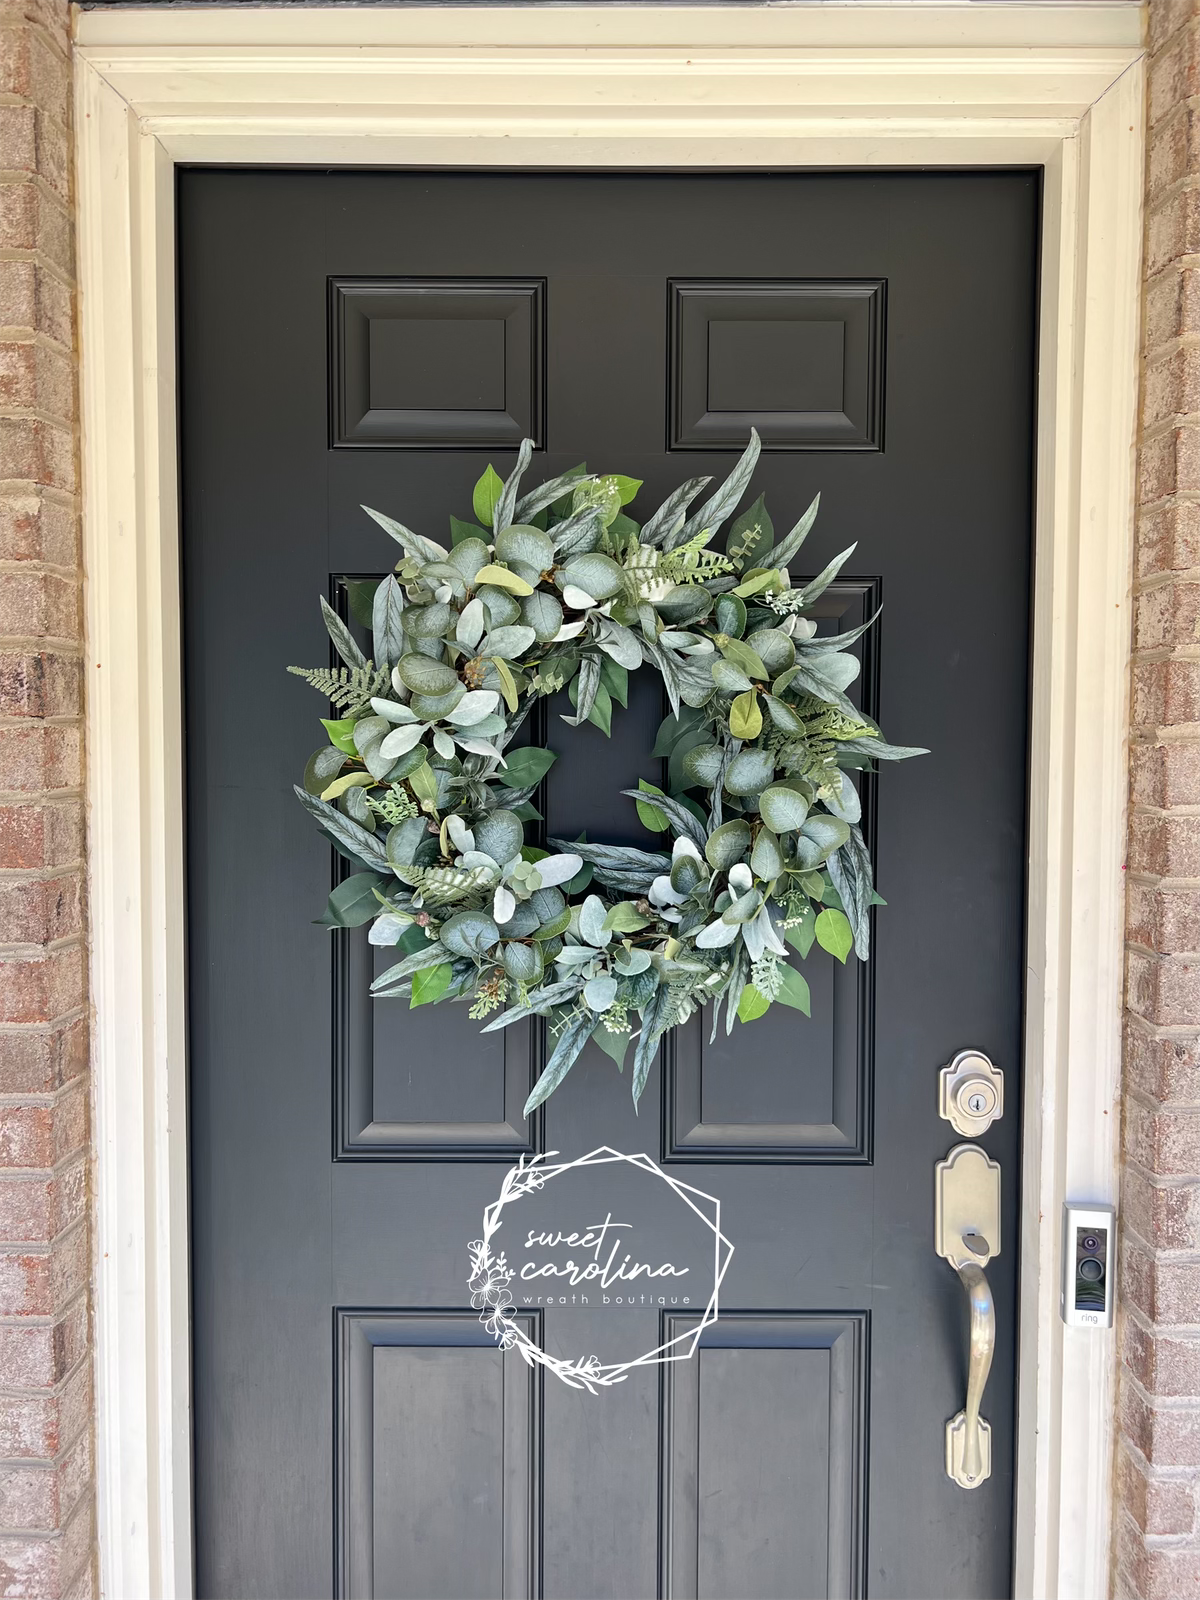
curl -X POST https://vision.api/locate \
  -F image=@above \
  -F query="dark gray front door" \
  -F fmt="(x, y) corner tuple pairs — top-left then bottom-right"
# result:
(181, 169), (1036, 1600)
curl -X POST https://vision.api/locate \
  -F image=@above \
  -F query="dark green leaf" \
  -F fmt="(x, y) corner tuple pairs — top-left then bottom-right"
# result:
(496, 746), (558, 789)
(316, 872), (390, 929)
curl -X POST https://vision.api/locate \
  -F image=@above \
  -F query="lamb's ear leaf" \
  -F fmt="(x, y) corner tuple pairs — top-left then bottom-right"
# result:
(515, 465), (590, 524)
(760, 492), (821, 571)
(639, 476), (711, 548)
(798, 543), (857, 606)
(319, 596), (367, 671)
(371, 575), (405, 669)
(561, 655), (602, 728)
(293, 785), (391, 872)
(472, 465), (505, 532)
(523, 1011), (596, 1115)
(677, 428), (762, 545)
(360, 505), (446, 563)
(493, 438), (534, 534)
(631, 982), (670, 1106)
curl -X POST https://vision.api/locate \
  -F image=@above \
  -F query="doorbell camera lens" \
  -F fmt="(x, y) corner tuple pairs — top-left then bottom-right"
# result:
(1082, 1234), (1101, 1253)
(1078, 1256), (1104, 1282)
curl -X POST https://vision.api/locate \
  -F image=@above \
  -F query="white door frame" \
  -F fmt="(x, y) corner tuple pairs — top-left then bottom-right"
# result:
(73, 7), (1145, 1596)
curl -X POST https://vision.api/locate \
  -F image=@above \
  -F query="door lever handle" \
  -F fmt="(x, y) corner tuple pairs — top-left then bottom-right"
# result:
(949, 1251), (995, 1486)
(935, 1144), (1001, 1489)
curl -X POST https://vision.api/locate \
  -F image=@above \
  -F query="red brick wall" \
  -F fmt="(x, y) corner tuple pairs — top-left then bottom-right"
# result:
(0, 2), (94, 1595)
(1119, 0), (1200, 1594)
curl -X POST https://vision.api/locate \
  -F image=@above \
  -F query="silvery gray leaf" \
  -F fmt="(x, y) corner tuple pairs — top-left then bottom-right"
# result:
(619, 788), (706, 852)
(798, 543), (858, 606)
(797, 607), (881, 655)
(493, 437), (533, 534)
(523, 1010), (596, 1115)
(835, 735), (929, 762)
(369, 942), (449, 991)
(631, 981), (670, 1106)
(293, 785), (390, 872)
(678, 429), (761, 545)
(639, 476), (711, 548)
(320, 595), (367, 672)
(480, 978), (584, 1031)
(594, 617), (643, 671)
(560, 653), (601, 727)
(759, 492), (821, 571)
(371, 574), (405, 669)
(549, 505), (605, 558)
(360, 505), (446, 564)
(515, 468), (593, 524)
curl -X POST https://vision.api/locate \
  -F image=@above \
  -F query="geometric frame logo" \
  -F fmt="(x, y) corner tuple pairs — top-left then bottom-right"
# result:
(467, 1147), (734, 1394)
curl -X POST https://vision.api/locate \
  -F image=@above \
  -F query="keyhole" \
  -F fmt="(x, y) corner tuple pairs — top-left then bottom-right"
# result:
(967, 1092), (988, 1114)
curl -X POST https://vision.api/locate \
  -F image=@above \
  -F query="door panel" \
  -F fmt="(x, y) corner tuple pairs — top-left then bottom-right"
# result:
(181, 169), (1036, 1600)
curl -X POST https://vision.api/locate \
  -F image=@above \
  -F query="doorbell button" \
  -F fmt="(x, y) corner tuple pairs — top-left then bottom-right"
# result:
(939, 1050), (1004, 1137)
(1061, 1203), (1116, 1329)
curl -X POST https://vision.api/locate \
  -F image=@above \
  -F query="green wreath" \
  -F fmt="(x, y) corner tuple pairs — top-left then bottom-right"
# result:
(290, 431), (925, 1114)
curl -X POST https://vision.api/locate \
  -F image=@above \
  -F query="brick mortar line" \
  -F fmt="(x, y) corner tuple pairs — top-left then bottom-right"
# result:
(1123, 1367), (1200, 1415)
(0, 173), (68, 210)
(0, 406), (79, 434)
(0, 14), (74, 69)
(1120, 1215), (1200, 1263)
(1139, 410), (1200, 449)
(0, 328), (75, 363)
(0, 103), (72, 145)
(0, 1009), (94, 1036)
(1145, 170), (1200, 221)
(1138, 488), (1200, 518)
(0, 254), (74, 296)
(1130, 643), (1200, 662)
(1119, 1297), (1200, 1339)
(0, 1214), (88, 1259)
(1129, 726), (1200, 741)
(1134, 565), (1200, 594)
(0, 866), (84, 884)
(0, 1152), (89, 1183)
(1126, 1011), (1200, 1036)
(1144, 255), (1200, 299)
(0, 1336), (89, 1403)
(0, 643), (85, 658)
(0, 484), (77, 508)
(0, 792), (84, 805)
(0, 1079), (88, 1106)
(1124, 1082), (1200, 1113)
(0, 566), (82, 584)
(1142, 332), (1200, 373)
(0, 930), (84, 954)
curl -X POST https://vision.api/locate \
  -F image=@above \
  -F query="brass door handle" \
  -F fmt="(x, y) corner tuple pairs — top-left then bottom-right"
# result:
(935, 1144), (1001, 1489)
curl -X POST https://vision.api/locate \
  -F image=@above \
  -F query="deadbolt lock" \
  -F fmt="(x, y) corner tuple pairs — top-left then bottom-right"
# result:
(939, 1050), (1004, 1137)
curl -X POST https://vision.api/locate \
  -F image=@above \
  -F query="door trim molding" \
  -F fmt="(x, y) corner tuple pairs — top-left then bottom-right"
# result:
(73, 8), (1144, 1596)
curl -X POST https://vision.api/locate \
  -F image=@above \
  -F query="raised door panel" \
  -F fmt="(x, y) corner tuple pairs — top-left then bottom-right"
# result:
(660, 1314), (867, 1600)
(337, 1311), (541, 1599)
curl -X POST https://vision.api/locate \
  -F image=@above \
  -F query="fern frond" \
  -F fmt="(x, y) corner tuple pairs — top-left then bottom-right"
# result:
(287, 662), (390, 713)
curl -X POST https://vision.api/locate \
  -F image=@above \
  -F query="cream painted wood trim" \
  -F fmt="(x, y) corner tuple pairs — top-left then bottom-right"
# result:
(73, 8), (1144, 1597)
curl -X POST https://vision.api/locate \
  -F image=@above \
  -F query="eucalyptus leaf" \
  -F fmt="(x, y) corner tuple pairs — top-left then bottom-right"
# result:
(723, 749), (774, 798)
(758, 783), (811, 833)
(521, 590), (564, 642)
(705, 819), (751, 870)
(316, 872), (390, 929)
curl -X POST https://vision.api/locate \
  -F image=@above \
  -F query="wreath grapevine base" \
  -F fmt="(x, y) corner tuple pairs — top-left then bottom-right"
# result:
(290, 431), (926, 1115)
